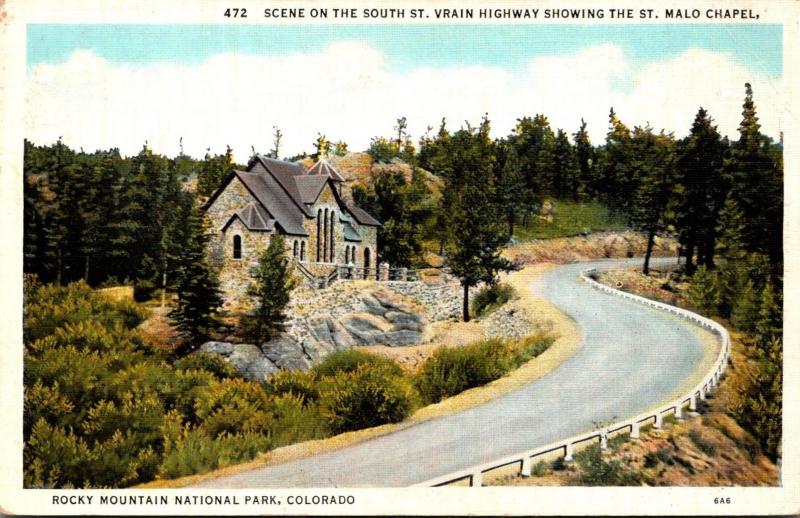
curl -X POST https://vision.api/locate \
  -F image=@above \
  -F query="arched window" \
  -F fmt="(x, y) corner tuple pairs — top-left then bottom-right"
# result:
(300, 241), (306, 261)
(316, 210), (322, 261)
(233, 235), (242, 260)
(329, 210), (335, 262)
(323, 208), (329, 262)
(293, 240), (298, 258)
(363, 247), (371, 278)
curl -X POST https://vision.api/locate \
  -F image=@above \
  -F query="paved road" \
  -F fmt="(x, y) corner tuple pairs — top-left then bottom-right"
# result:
(195, 258), (706, 488)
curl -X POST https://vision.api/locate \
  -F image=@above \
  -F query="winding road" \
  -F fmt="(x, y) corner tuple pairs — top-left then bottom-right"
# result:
(194, 257), (710, 488)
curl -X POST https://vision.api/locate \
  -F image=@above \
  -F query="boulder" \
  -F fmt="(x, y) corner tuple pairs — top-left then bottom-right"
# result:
(262, 335), (313, 371)
(199, 341), (280, 381)
(360, 294), (387, 316)
(382, 330), (423, 347)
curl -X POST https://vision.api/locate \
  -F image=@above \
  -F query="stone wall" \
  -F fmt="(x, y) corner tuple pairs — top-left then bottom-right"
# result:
(205, 177), (274, 307)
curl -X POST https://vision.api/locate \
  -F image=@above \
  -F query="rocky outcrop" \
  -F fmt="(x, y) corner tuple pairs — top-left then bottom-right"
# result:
(199, 341), (279, 380)
(203, 288), (427, 379)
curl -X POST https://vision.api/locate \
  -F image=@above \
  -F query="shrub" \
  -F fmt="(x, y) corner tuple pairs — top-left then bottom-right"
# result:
(320, 364), (416, 434)
(269, 393), (329, 447)
(158, 430), (271, 479)
(688, 430), (716, 456)
(24, 419), (91, 488)
(174, 352), (242, 380)
(265, 370), (321, 405)
(513, 334), (555, 363)
(533, 460), (550, 477)
(576, 445), (643, 486)
(415, 338), (518, 403)
(313, 349), (403, 378)
(471, 283), (516, 317)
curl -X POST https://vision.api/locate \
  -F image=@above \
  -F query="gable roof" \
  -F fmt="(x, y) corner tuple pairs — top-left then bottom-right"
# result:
(222, 202), (276, 232)
(204, 155), (380, 235)
(252, 155), (314, 217)
(345, 203), (381, 227)
(235, 170), (309, 236)
(307, 159), (345, 182)
(294, 175), (329, 204)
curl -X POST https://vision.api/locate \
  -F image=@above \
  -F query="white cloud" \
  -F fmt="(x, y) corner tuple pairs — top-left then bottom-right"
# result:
(25, 42), (784, 161)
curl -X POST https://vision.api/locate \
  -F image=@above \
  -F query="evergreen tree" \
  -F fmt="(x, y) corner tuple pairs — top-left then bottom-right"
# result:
(674, 108), (728, 273)
(353, 169), (431, 268)
(552, 129), (579, 199)
(573, 118), (595, 199)
(715, 195), (747, 262)
(508, 114), (554, 203)
(755, 282), (782, 349)
(495, 143), (527, 237)
(727, 83), (783, 269)
(626, 126), (676, 274)
(687, 265), (721, 315)
(169, 205), (223, 348)
(442, 116), (516, 321)
(730, 279), (760, 333)
(597, 108), (633, 212)
(197, 146), (234, 198)
(243, 235), (297, 343)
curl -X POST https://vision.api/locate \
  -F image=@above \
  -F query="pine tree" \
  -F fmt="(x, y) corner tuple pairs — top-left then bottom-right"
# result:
(755, 282), (782, 349)
(597, 108), (633, 212)
(715, 195), (747, 261)
(687, 265), (721, 315)
(573, 118), (595, 199)
(243, 235), (298, 343)
(197, 147), (234, 198)
(443, 116), (516, 321)
(727, 83), (783, 269)
(730, 279), (760, 333)
(626, 126), (676, 274)
(169, 205), (223, 348)
(495, 143), (527, 237)
(674, 108), (728, 273)
(553, 129), (579, 199)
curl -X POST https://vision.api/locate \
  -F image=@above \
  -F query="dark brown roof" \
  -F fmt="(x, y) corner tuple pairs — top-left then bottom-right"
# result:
(345, 203), (381, 227)
(221, 202), (275, 232)
(253, 156), (313, 217)
(307, 159), (346, 182)
(235, 170), (309, 236)
(294, 175), (329, 204)
(205, 155), (380, 236)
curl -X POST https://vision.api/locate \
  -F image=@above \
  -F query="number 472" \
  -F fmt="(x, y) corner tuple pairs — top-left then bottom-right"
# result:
(224, 8), (247, 17)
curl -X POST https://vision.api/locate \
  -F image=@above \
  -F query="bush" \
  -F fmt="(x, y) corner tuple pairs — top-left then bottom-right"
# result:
(471, 283), (516, 317)
(158, 430), (271, 479)
(416, 337), (543, 403)
(269, 393), (329, 447)
(320, 364), (417, 434)
(513, 334), (555, 363)
(688, 430), (716, 456)
(576, 445), (643, 486)
(313, 349), (403, 378)
(533, 460), (549, 477)
(265, 370), (321, 405)
(174, 352), (242, 380)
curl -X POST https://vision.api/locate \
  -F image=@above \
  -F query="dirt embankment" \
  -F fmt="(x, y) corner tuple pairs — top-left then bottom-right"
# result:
(488, 411), (778, 486)
(504, 230), (678, 265)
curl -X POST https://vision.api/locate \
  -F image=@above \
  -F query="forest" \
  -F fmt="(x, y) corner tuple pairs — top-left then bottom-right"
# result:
(22, 82), (783, 486)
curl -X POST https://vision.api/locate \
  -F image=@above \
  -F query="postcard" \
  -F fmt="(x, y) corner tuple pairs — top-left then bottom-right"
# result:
(0, 0), (797, 515)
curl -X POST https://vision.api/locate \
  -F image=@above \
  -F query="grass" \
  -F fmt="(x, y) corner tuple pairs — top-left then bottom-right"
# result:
(514, 199), (628, 241)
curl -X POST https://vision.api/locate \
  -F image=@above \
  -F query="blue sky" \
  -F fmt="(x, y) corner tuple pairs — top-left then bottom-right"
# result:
(28, 24), (782, 77)
(25, 23), (784, 158)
